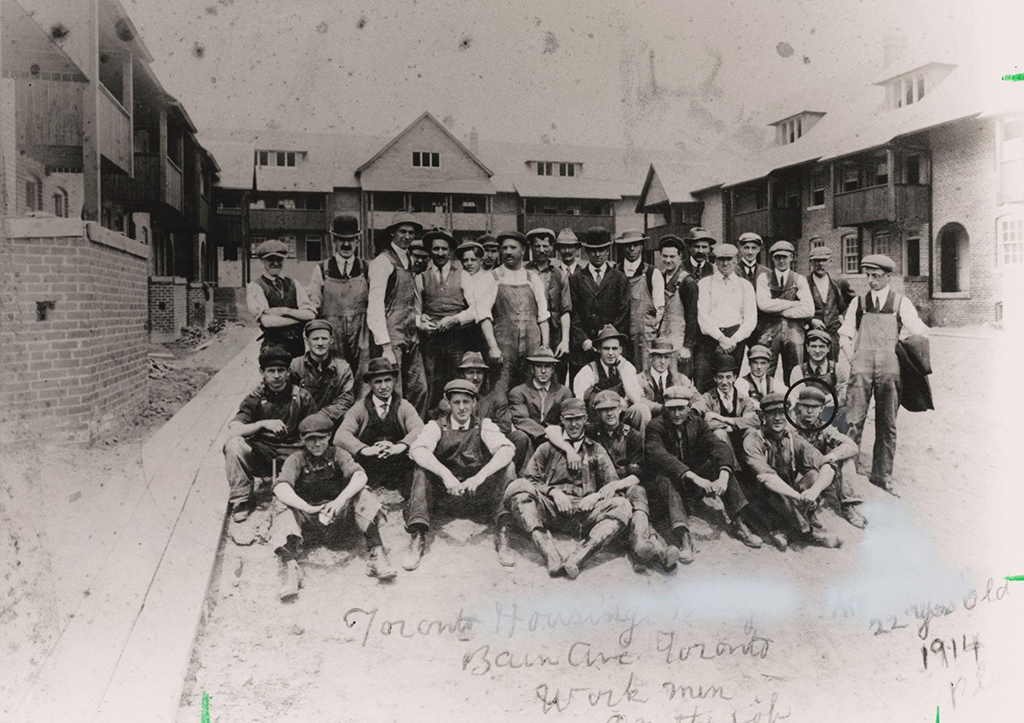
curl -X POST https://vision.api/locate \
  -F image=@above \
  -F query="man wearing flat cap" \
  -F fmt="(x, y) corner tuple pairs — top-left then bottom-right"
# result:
(289, 319), (356, 430)
(639, 337), (692, 416)
(366, 211), (428, 416)
(802, 328), (849, 426)
(756, 240), (814, 384)
(526, 228), (573, 360)
(657, 235), (699, 376)
(247, 239), (316, 359)
(736, 344), (775, 401)
(478, 233), (500, 272)
(683, 227), (716, 280)
(695, 242), (758, 392)
(408, 237), (431, 275)
(407, 379), (518, 570)
(741, 393), (842, 549)
(644, 385), (763, 562)
(737, 232), (770, 288)
(616, 228), (665, 371)
(807, 243), (855, 361)
(509, 345), (574, 454)
(224, 345), (319, 523)
(309, 214), (370, 385)
(573, 324), (652, 433)
(555, 228), (585, 275)
(503, 398), (632, 579)
(569, 226), (631, 370)
(838, 254), (928, 495)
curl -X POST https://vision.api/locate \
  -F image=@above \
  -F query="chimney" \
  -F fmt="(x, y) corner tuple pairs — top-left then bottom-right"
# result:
(883, 30), (908, 69)
(469, 127), (479, 155)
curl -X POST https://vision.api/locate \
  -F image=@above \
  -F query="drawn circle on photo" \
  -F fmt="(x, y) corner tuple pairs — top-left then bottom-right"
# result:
(784, 377), (838, 432)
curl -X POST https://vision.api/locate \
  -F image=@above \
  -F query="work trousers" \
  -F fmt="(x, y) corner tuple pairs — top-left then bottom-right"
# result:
(392, 342), (429, 419)
(692, 324), (745, 393)
(748, 470), (827, 536)
(271, 488), (383, 557)
(422, 327), (472, 412)
(406, 463), (515, 531)
(503, 479), (632, 536)
(223, 436), (302, 504)
(648, 462), (748, 533)
(761, 320), (805, 385)
(845, 370), (900, 487)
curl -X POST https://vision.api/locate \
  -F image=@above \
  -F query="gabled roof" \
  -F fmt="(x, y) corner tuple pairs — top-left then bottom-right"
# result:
(636, 162), (717, 210)
(355, 111), (493, 177)
(874, 60), (957, 86)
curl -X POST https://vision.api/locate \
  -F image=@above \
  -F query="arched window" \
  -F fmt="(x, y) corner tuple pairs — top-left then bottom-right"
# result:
(26, 176), (42, 212)
(937, 222), (970, 293)
(53, 188), (69, 217)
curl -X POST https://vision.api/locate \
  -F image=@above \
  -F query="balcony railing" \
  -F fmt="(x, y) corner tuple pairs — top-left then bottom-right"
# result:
(166, 158), (184, 213)
(370, 210), (447, 230)
(833, 184), (929, 226)
(451, 211), (489, 231)
(98, 84), (132, 174)
(249, 207), (327, 232)
(520, 213), (614, 235)
(731, 206), (802, 241)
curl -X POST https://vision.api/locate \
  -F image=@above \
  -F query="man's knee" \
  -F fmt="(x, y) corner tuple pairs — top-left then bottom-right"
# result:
(223, 435), (249, 458)
(605, 497), (633, 524)
(503, 477), (537, 502)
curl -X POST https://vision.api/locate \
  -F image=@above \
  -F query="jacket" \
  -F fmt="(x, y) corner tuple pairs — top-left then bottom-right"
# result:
(509, 380), (574, 441)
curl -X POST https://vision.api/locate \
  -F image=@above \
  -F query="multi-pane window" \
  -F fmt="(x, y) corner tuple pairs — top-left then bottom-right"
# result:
(842, 234), (861, 273)
(53, 188), (68, 218)
(537, 161), (576, 176)
(999, 117), (1024, 204)
(26, 178), (41, 212)
(559, 163), (575, 177)
(537, 162), (554, 176)
(413, 151), (440, 167)
(809, 167), (826, 207)
(999, 216), (1024, 267)
(810, 237), (827, 252)
(257, 150), (298, 167)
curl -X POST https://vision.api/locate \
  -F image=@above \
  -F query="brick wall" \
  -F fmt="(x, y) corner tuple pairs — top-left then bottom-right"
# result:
(214, 286), (246, 322)
(186, 281), (213, 328)
(0, 218), (149, 446)
(148, 276), (187, 343)
(0, 78), (17, 218)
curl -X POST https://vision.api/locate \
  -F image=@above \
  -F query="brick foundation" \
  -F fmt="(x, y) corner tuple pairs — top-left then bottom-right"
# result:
(186, 281), (213, 328)
(0, 218), (149, 446)
(148, 276), (187, 343)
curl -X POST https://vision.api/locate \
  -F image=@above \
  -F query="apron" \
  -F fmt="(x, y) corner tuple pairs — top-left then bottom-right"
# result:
(383, 248), (418, 348)
(321, 257), (369, 361)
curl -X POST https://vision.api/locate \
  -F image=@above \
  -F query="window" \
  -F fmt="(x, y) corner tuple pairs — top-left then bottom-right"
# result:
(143, 228), (149, 246)
(277, 151), (286, 167)
(873, 231), (892, 258)
(53, 188), (68, 217)
(904, 78), (914, 107)
(906, 234), (921, 276)
(559, 163), (575, 177)
(842, 234), (861, 273)
(809, 167), (826, 207)
(537, 162), (553, 176)
(841, 163), (860, 192)
(810, 237), (827, 251)
(565, 206), (580, 216)
(999, 117), (1024, 204)
(258, 151), (269, 166)
(905, 154), (921, 185)
(873, 154), (889, 186)
(305, 235), (323, 262)
(257, 150), (299, 167)
(277, 199), (296, 210)
(999, 216), (1024, 267)
(542, 206), (558, 215)
(413, 151), (440, 168)
(223, 242), (238, 261)
(26, 177), (41, 212)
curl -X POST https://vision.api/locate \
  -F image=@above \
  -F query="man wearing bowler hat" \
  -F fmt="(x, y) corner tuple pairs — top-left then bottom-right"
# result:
(247, 239), (316, 359)
(695, 242), (758, 392)
(367, 211), (428, 416)
(683, 227), (716, 280)
(756, 240), (814, 384)
(569, 226), (630, 369)
(639, 337), (693, 416)
(555, 228), (585, 275)
(407, 379), (518, 570)
(309, 214), (370, 384)
(657, 234), (699, 376)
(616, 228), (665, 371)
(838, 254), (928, 495)
(526, 228), (573, 360)
(808, 243), (855, 360)
(289, 319), (356, 430)
(572, 324), (652, 433)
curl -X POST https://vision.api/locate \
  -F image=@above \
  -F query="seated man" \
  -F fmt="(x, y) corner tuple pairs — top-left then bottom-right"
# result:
(736, 344), (774, 401)
(272, 414), (395, 601)
(644, 386), (763, 562)
(407, 380), (518, 571)
(508, 345), (573, 454)
(638, 337), (693, 418)
(573, 324), (652, 433)
(503, 399), (632, 579)
(793, 386), (865, 529)
(544, 390), (679, 573)
(333, 358), (424, 495)
(290, 319), (356, 430)
(434, 351), (532, 473)
(696, 354), (759, 446)
(224, 345), (318, 523)
(741, 393), (842, 550)
(801, 328), (849, 432)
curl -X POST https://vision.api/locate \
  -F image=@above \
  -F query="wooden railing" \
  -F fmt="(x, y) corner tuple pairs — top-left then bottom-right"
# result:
(520, 213), (614, 235)
(732, 208), (771, 240)
(103, 153), (160, 205)
(98, 84), (132, 173)
(16, 77), (84, 148)
(834, 184), (929, 226)
(894, 184), (929, 224)
(165, 158), (184, 213)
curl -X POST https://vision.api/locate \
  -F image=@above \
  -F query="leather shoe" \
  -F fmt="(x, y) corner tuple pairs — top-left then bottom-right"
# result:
(495, 524), (517, 568)
(768, 530), (788, 551)
(402, 530), (426, 571)
(231, 499), (252, 523)
(367, 546), (397, 580)
(674, 528), (694, 564)
(842, 506), (867, 529)
(732, 517), (763, 548)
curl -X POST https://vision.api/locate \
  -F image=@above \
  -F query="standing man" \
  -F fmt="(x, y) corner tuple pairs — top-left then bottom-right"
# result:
(224, 346), (319, 522)
(555, 228), (584, 275)
(526, 228), (573, 360)
(638, 337), (693, 417)
(756, 240), (814, 384)
(309, 214), (369, 384)
(508, 345), (574, 453)
(289, 320), (355, 431)
(694, 243), (758, 392)
(736, 344), (774, 401)
(407, 380), (518, 570)
(569, 226), (630, 370)
(572, 325), (652, 433)
(247, 239), (316, 359)
(736, 232), (770, 287)
(644, 386), (763, 562)
(616, 229), (665, 371)
(477, 231), (550, 398)
(658, 235), (698, 377)
(807, 244), (855, 361)
(453, 238), (487, 353)
(839, 254), (929, 495)
(417, 227), (477, 411)
(683, 227), (716, 280)
(367, 211), (428, 416)
(479, 233), (501, 271)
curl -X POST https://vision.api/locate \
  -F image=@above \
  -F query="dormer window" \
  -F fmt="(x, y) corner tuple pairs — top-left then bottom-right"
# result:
(412, 151), (440, 168)
(772, 112), (824, 145)
(890, 72), (926, 108)
(877, 62), (954, 110)
(536, 161), (578, 176)
(257, 150), (301, 167)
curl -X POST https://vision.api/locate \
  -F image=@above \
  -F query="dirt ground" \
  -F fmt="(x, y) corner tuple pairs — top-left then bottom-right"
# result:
(0, 322), (257, 722)
(175, 333), (1023, 723)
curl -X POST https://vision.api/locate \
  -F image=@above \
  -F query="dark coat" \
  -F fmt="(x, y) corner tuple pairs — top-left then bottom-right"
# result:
(644, 412), (737, 481)
(569, 265), (631, 363)
(897, 334), (934, 412)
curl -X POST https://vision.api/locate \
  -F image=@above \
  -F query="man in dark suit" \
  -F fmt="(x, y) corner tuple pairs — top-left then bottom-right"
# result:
(682, 227), (716, 280)
(807, 244), (855, 361)
(638, 337), (693, 417)
(568, 226), (630, 369)
(508, 345), (574, 452)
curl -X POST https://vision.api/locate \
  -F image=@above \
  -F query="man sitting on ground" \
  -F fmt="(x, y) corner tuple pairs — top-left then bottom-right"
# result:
(290, 319), (356, 431)
(697, 354), (759, 447)
(801, 328), (849, 431)
(272, 414), (395, 601)
(735, 344), (774, 401)
(508, 345), (574, 457)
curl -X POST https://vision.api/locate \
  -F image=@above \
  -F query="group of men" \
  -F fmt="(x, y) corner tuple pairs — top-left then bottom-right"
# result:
(227, 210), (927, 600)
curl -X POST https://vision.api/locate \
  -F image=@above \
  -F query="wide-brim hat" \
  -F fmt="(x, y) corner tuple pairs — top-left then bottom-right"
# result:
(526, 227), (556, 242)
(444, 378), (478, 399)
(594, 324), (628, 345)
(385, 212), (423, 235)
(861, 254), (895, 273)
(256, 239), (288, 259)
(455, 239), (484, 258)
(582, 226), (612, 249)
(648, 337), (677, 355)
(423, 226), (456, 246)
(362, 357), (398, 381)
(555, 228), (580, 246)
(769, 240), (795, 256)
(331, 214), (361, 238)
(686, 227), (716, 244)
(526, 346), (558, 364)
(458, 351), (491, 370)
(614, 229), (648, 245)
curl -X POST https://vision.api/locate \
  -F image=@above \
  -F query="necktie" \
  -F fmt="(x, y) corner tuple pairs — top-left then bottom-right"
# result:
(595, 266), (603, 284)
(654, 374), (664, 400)
(341, 260), (349, 278)
(273, 277), (283, 294)
(778, 272), (786, 287)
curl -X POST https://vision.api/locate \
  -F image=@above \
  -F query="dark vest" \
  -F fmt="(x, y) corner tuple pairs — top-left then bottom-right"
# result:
(435, 415), (492, 481)
(292, 449), (348, 504)
(765, 271), (799, 321)
(256, 275), (303, 355)
(422, 266), (467, 320)
(809, 274), (844, 332)
(742, 372), (773, 401)
(584, 361), (625, 408)
(256, 275), (299, 311)
(361, 392), (404, 445)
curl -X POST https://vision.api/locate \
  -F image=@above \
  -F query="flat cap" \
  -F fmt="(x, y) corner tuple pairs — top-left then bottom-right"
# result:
(582, 226), (613, 248)
(331, 214), (361, 238)
(658, 234), (685, 251)
(808, 244), (832, 261)
(408, 237), (427, 253)
(797, 386), (828, 405)
(806, 329), (832, 346)
(760, 392), (786, 412)
(748, 344), (771, 361)
(496, 231), (528, 247)
(458, 351), (490, 370)
(259, 345), (291, 369)
(738, 232), (763, 245)
(769, 240), (795, 256)
(714, 243), (739, 259)
(687, 227), (716, 243)
(455, 239), (484, 258)
(663, 385), (699, 407)
(444, 379), (478, 399)
(526, 345), (559, 364)
(477, 233), (500, 248)
(592, 389), (623, 410)
(861, 254), (895, 273)
(299, 413), (333, 438)
(555, 228), (580, 246)
(386, 211), (423, 235)
(526, 227), (556, 241)
(614, 229), (648, 245)
(256, 239), (289, 259)
(560, 398), (588, 418)
(304, 319), (334, 336)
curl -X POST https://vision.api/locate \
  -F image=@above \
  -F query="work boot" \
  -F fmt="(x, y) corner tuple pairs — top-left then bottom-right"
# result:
(808, 528), (843, 549)
(495, 524), (517, 568)
(231, 498), (252, 523)
(731, 517), (763, 549)
(674, 527), (694, 564)
(279, 560), (301, 601)
(531, 529), (563, 576)
(366, 546), (397, 580)
(646, 529), (678, 571)
(842, 505), (867, 529)
(402, 529), (426, 571)
(563, 520), (624, 580)
(768, 530), (789, 551)
(628, 513), (658, 566)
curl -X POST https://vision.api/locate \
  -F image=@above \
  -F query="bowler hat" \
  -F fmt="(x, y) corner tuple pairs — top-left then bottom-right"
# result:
(385, 211), (423, 235)
(797, 387), (828, 405)
(362, 357), (398, 381)
(592, 389), (623, 410)
(256, 239), (288, 259)
(304, 319), (334, 337)
(423, 227), (456, 246)
(458, 351), (491, 370)
(806, 329), (832, 346)
(738, 232), (763, 246)
(560, 398), (588, 419)
(760, 392), (786, 412)
(648, 337), (677, 355)
(769, 240), (795, 256)
(861, 254), (895, 273)
(299, 413), (333, 438)
(444, 379), (478, 399)
(496, 231), (527, 247)
(555, 228), (580, 246)
(614, 229), (648, 245)
(331, 214), (361, 238)
(713, 354), (739, 373)
(259, 345), (291, 369)
(582, 227), (612, 249)
(526, 346), (559, 364)
(594, 324), (628, 345)
(526, 227), (556, 242)
(663, 385), (699, 407)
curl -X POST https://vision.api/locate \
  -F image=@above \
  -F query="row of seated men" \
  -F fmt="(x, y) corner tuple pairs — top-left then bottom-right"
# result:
(225, 321), (862, 600)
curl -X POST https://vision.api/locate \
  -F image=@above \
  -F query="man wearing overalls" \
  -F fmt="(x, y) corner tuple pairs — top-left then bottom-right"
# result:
(367, 211), (428, 416)
(755, 240), (814, 384)
(526, 227), (573, 360)
(838, 254), (928, 495)
(309, 214), (369, 394)
(246, 239), (316, 359)
(657, 235), (698, 379)
(616, 228), (665, 372)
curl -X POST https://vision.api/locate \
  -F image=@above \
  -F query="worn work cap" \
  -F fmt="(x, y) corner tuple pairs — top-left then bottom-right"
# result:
(592, 389), (623, 410)
(797, 386), (828, 405)
(808, 243), (832, 261)
(478, 233), (500, 248)
(304, 319), (334, 337)
(760, 392), (787, 412)
(458, 351), (491, 370)
(555, 228), (580, 246)
(386, 211), (423, 235)
(560, 398), (588, 419)
(806, 329), (832, 346)
(738, 232), (763, 246)
(444, 379), (478, 399)
(747, 344), (771, 361)
(259, 345), (291, 369)
(299, 413), (333, 438)
(769, 240), (795, 256)
(861, 254), (896, 273)
(614, 229), (648, 245)
(408, 238), (429, 255)
(455, 239), (484, 258)
(331, 214), (361, 238)
(527, 346), (559, 364)
(526, 227), (556, 242)
(714, 243), (739, 259)
(663, 385), (699, 408)
(658, 234), (685, 252)
(363, 357), (398, 381)
(649, 337), (677, 355)
(687, 227), (716, 244)
(496, 231), (528, 247)
(256, 239), (289, 259)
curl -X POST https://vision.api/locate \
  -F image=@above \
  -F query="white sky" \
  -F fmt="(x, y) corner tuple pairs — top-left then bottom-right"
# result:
(126, 0), (1020, 151)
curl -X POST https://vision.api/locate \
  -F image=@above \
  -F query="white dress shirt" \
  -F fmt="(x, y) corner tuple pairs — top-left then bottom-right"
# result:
(415, 261), (478, 325)
(838, 286), (929, 341)
(812, 273), (831, 301)
(697, 269), (758, 341)
(572, 357), (644, 405)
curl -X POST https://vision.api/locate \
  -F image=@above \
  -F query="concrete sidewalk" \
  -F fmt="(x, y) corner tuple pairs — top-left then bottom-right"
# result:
(14, 334), (260, 723)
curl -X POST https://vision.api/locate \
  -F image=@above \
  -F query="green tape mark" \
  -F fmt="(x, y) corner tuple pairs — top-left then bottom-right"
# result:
(1001, 73), (1024, 81)
(1005, 575), (1024, 582)
(936, 705), (940, 723)
(201, 691), (211, 723)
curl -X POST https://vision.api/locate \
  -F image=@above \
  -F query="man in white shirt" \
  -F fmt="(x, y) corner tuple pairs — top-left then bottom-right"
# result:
(616, 229), (665, 371)
(755, 240), (815, 384)
(366, 211), (428, 416)
(694, 243), (758, 392)
(838, 254), (928, 495)
(573, 324), (652, 433)
(246, 239), (316, 359)
(408, 379), (517, 569)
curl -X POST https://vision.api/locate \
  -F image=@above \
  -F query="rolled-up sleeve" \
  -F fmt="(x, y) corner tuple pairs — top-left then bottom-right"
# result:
(474, 270), (499, 322)
(308, 264), (325, 312)
(409, 420), (442, 455)
(898, 297), (929, 338)
(295, 282), (315, 314)
(737, 280), (758, 342)
(651, 267), (665, 324)
(367, 255), (395, 346)
(480, 418), (514, 454)
(246, 281), (269, 320)
(529, 272), (551, 324)
(838, 298), (860, 340)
